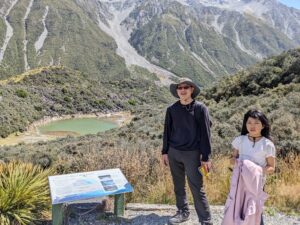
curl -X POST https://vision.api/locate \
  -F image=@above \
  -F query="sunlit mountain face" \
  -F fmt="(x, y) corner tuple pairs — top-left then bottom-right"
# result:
(0, 0), (299, 84)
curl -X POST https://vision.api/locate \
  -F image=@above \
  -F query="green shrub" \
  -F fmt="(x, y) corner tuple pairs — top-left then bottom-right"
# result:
(15, 89), (28, 98)
(0, 161), (54, 225)
(61, 87), (68, 94)
(34, 105), (43, 111)
(64, 96), (72, 102)
(94, 99), (106, 106)
(128, 99), (136, 106)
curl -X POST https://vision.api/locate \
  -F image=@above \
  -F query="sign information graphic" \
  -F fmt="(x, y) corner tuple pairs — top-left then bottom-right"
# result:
(49, 168), (133, 204)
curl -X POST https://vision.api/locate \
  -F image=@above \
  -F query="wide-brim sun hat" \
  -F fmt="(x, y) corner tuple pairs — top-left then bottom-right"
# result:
(170, 77), (200, 99)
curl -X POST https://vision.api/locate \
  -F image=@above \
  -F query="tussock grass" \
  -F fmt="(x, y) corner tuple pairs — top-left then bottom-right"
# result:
(1, 147), (297, 224)
(266, 154), (300, 214)
(55, 146), (300, 214)
(0, 161), (54, 225)
(205, 155), (232, 204)
(204, 154), (300, 214)
(56, 146), (176, 204)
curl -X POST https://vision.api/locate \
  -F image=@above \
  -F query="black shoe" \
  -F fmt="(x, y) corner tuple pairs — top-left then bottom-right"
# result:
(169, 209), (190, 224)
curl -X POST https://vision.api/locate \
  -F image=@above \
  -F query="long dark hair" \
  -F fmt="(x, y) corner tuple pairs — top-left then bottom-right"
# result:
(241, 109), (271, 140)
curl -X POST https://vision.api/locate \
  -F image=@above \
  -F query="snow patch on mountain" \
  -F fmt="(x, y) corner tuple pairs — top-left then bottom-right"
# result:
(49, 56), (54, 66)
(60, 45), (66, 53)
(34, 6), (49, 53)
(232, 21), (263, 59)
(174, 0), (190, 6)
(211, 15), (225, 34)
(178, 43), (185, 51)
(198, 0), (270, 19)
(191, 51), (215, 75)
(0, 0), (19, 64)
(23, 0), (34, 71)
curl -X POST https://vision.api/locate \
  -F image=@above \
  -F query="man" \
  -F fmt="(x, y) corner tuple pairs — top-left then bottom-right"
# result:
(162, 77), (213, 225)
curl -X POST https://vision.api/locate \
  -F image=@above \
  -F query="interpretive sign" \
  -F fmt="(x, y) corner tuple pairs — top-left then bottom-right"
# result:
(49, 168), (133, 225)
(48, 168), (133, 204)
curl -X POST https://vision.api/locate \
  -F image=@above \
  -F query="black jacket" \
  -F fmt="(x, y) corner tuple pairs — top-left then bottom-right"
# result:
(162, 100), (212, 161)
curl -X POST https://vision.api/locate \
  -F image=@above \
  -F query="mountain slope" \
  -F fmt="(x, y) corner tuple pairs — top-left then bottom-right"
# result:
(196, 0), (300, 45)
(202, 48), (300, 101)
(200, 48), (300, 155)
(127, 3), (257, 84)
(0, 0), (299, 84)
(0, 0), (129, 80)
(124, 0), (297, 84)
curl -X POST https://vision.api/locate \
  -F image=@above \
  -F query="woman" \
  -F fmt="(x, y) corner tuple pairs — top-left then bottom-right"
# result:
(222, 109), (276, 225)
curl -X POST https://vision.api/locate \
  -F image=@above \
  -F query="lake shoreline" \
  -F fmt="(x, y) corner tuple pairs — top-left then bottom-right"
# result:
(0, 111), (132, 146)
(28, 111), (132, 131)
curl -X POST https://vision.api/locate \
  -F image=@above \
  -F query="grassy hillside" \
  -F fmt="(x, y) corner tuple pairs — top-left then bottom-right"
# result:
(203, 48), (300, 101)
(0, 66), (170, 138)
(200, 48), (300, 156)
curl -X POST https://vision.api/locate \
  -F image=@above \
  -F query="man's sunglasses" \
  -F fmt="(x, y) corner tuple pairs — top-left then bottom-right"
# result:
(177, 85), (191, 90)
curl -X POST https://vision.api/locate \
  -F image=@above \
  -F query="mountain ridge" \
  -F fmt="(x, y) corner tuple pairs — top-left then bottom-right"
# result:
(1, 0), (299, 84)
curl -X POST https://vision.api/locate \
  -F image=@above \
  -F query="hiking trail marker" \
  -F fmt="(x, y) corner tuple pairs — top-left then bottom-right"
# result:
(48, 168), (133, 225)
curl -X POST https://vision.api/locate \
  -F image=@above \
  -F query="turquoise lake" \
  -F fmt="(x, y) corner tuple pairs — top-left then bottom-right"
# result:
(38, 118), (119, 135)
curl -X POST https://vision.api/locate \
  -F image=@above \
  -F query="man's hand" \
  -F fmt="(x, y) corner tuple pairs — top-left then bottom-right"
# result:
(201, 160), (212, 173)
(162, 154), (169, 166)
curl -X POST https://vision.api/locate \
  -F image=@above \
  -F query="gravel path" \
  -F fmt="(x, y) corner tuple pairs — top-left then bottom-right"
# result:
(62, 203), (300, 225)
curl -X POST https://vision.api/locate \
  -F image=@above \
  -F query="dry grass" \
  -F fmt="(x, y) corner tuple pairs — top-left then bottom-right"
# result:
(56, 145), (176, 204)
(265, 154), (300, 214)
(205, 154), (300, 214)
(55, 146), (300, 214)
(0, 66), (65, 85)
(204, 155), (232, 205)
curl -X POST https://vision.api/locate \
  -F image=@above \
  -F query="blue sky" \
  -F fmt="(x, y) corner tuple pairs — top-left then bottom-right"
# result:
(278, 0), (300, 9)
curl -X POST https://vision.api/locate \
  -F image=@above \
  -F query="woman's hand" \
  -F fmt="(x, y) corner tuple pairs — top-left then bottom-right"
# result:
(230, 149), (239, 166)
(230, 157), (237, 166)
(263, 156), (275, 174)
(162, 154), (169, 166)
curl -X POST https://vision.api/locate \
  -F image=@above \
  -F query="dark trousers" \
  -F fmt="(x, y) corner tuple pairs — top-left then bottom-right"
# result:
(168, 147), (212, 223)
(261, 214), (264, 225)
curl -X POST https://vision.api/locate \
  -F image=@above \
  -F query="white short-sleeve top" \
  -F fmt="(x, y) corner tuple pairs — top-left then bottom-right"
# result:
(232, 135), (276, 167)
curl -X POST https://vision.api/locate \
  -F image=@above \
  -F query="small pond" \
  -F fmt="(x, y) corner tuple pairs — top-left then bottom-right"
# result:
(0, 112), (130, 146)
(38, 118), (118, 136)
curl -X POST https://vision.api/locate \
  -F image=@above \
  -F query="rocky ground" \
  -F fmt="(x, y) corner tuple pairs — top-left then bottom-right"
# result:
(45, 203), (300, 225)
